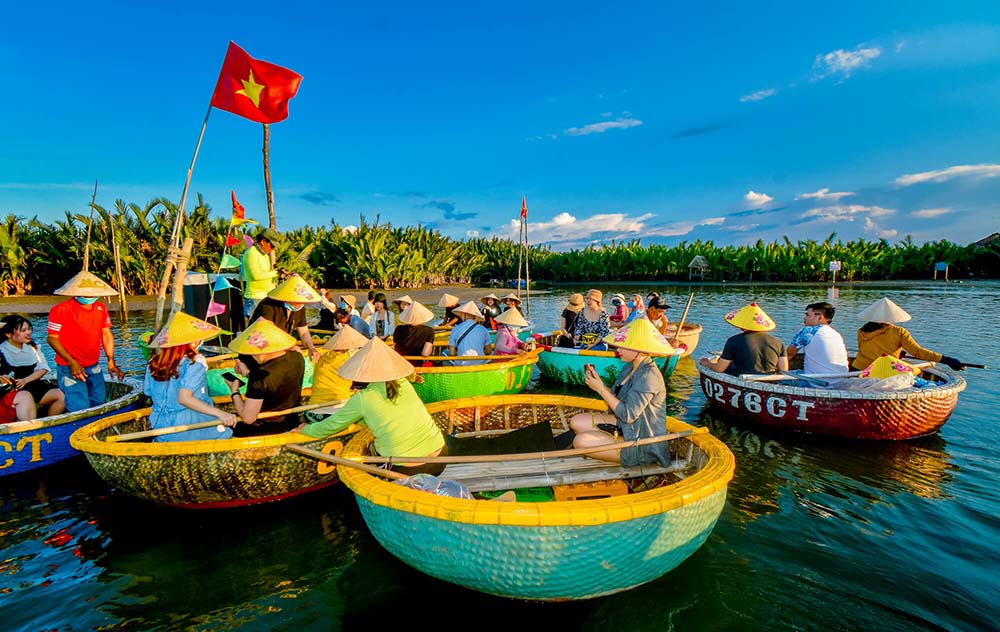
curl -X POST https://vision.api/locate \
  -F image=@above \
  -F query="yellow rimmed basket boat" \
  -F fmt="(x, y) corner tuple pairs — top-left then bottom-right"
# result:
(337, 394), (734, 601)
(69, 395), (358, 509)
(411, 349), (541, 403)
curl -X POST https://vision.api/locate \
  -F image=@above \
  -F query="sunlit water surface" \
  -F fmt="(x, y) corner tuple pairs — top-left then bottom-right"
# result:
(3, 282), (998, 630)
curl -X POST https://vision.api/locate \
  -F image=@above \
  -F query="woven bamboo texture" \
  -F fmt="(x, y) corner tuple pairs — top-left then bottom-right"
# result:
(337, 394), (734, 601)
(697, 364), (966, 439)
(1, 380), (145, 477)
(411, 351), (540, 403)
(70, 396), (357, 508)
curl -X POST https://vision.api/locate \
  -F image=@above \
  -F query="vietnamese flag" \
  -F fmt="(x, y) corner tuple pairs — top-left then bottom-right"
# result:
(225, 234), (241, 247)
(230, 190), (258, 226)
(210, 42), (302, 124)
(520, 196), (527, 219)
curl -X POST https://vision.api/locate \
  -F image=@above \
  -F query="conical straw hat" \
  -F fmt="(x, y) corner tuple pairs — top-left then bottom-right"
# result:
(859, 354), (921, 379)
(53, 270), (119, 297)
(228, 318), (297, 355)
(392, 294), (413, 307)
(724, 303), (776, 332)
(267, 275), (321, 303)
(337, 336), (414, 382)
(501, 292), (522, 303)
(398, 301), (434, 325)
(149, 311), (225, 348)
(437, 293), (459, 307)
(858, 297), (911, 324)
(338, 294), (357, 309)
(603, 317), (675, 356)
(454, 301), (484, 319)
(481, 292), (499, 301)
(495, 308), (528, 328)
(322, 324), (369, 351)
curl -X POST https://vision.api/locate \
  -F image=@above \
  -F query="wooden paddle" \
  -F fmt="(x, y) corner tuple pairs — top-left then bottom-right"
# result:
(104, 400), (345, 443)
(285, 444), (409, 480)
(778, 370), (829, 387)
(670, 292), (695, 345)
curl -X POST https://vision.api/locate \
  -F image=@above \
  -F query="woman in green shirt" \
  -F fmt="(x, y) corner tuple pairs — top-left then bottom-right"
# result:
(296, 337), (446, 475)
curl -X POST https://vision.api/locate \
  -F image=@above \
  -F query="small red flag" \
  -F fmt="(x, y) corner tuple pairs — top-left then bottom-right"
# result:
(210, 41), (302, 124)
(225, 234), (241, 247)
(520, 196), (527, 219)
(231, 190), (245, 220)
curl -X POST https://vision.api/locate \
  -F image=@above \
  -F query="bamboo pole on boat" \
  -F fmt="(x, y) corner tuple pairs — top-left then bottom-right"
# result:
(81, 180), (98, 272)
(168, 237), (195, 318)
(109, 210), (128, 322)
(739, 361), (935, 382)
(670, 292), (695, 346)
(285, 444), (409, 480)
(262, 123), (277, 268)
(156, 106), (213, 329)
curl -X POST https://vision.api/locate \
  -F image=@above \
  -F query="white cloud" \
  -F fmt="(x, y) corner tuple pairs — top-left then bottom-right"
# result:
(813, 45), (882, 80)
(744, 190), (773, 208)
(797, 188), (854, 202)
(343, 225), (358, 233)
(895, 39), (907, 53)
(802, 204), (895, 222)
(566, 117), (643, 136)
(740, 88), (777, 103)
(465, 229), (480, 238)
(864, 217), (897, 238)
(911, 207), (952, 218)
(644, 216), (725, 237)
(895, 163), (1000, 186)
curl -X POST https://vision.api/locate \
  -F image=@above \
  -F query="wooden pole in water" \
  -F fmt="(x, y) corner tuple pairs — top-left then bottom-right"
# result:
(671, 292), (695, 345)
(109, 210), (128, 322)
(82, 180), (99, 272)
(263, 123), (277, 268)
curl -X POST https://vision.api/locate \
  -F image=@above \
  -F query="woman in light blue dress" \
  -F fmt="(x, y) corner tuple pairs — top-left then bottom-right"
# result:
(144, 312), (237, 442)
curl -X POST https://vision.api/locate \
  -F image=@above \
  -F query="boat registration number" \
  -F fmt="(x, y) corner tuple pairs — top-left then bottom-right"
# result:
(702, 377), (815, 421)
(0, 432), (53, 470)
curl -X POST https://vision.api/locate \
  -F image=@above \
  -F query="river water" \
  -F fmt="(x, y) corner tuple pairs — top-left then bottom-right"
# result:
(3, 281), (998, 630)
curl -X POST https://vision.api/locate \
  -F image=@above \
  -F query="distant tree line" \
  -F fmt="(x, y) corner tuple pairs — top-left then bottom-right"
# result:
(1, 197), (997, 296)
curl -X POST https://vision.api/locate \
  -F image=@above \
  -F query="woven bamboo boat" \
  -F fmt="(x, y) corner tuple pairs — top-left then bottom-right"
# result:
(338, 394), (734, 601)
(69, 396), (358, 508)
(536, 332), (681, 386)
(697, 364), (966, 439)
(665, 322), (702, 358)
(0, 379), (144, 477)
(412, 350), (541, 403)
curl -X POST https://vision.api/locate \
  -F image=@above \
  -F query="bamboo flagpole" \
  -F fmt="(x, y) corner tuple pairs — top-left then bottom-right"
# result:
(82, 181), (98, 272)
(523, 196), (530, 319)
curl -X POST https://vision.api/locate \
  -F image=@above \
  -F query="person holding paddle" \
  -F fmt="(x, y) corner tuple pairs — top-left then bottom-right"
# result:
(144, 312), (237, 441)
(568, 318), (674, 466)
(852, 297), (967, 371)
(297, 337), (447, 476)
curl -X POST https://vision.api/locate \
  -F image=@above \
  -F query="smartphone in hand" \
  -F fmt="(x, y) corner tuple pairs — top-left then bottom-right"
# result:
(221, 371), (243, 383)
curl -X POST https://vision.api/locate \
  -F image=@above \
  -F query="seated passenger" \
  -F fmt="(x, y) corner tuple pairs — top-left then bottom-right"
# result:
(624, 294), (646, 324)
(391, 295), (413, 327)
(144, 312), (238, 441)
(500, 292), (523, 315)
(852, 297), (966, 371)
(699, 303), (788, 376)
(569, 289), (610, 350)
(367, 293), (395, 340)
(393, 301), (437, 366)
(493, 308), (529, 356)
(447, 302), (491, 366)
(224, 319), (305, 437)
(645, 295), (670, 335)
(568, 319), (674, 465)
(556, 293), (584, 348)
(310, 325), (369, 408)
(333, 307), (371, 339)
(0, 315), (65, 418)
(437, 293), (461, 327)
(479, 293), (502, 331)
(250, 275), (323, 362)
(786, 301), (849, 374)
(297, 337), (447, 477)
(609, 293), (629, 327)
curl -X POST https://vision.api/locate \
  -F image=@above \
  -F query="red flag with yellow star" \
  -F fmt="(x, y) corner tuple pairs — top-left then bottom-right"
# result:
(210, 42), (302, 124)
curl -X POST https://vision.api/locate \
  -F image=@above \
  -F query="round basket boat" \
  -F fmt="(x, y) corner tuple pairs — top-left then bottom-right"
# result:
(411, 350), (540, 403)
(1, 379), (145, 477)
(338, 394), (734, 601)
(535, 332), (681, 386)
(697, 363), (966, 439)
(665, 322), (702, 357)
(69, 396), (359, 508)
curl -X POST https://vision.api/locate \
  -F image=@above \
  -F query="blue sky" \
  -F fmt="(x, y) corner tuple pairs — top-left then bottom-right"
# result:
(3, 1), (999, 250)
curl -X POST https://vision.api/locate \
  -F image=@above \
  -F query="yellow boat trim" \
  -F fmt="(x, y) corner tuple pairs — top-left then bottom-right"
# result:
(338, 393), (734, 527)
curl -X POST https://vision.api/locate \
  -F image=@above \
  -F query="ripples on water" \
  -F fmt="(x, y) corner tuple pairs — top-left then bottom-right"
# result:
(3, 282), (999, 630)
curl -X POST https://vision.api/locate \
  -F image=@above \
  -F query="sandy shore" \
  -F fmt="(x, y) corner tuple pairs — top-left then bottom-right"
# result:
(0, 287), (552, 314)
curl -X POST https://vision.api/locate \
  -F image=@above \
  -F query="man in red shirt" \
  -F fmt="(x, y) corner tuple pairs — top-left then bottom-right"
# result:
(46, 271), (124, 412)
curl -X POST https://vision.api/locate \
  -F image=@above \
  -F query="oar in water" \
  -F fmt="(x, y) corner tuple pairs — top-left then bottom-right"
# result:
(104, 400), (345, 443)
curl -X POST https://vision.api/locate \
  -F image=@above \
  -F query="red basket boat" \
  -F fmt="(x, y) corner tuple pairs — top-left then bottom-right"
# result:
(696, 364), (966, 440)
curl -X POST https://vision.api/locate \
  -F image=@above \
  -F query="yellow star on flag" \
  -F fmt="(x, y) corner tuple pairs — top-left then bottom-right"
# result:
(235, 70), (265, 108)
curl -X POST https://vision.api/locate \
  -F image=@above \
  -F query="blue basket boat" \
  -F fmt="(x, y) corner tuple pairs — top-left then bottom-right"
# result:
(337, 394), (734, 601)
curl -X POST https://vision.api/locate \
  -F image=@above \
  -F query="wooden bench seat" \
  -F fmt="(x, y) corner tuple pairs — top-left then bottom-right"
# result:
(440, 455), (689, 492)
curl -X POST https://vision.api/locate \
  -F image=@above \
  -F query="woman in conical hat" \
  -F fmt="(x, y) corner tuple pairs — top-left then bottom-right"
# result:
(254, 275), (323, 362)
(479, 292), (502, 331)
(310, 325), (370, 408)
(492, 307), (530, 356)
(448, 302), (491, 366)
(438, 293), (461, 327)
(393, 301), (437, 366)
(852, 297), (965, 371)
(700, 303), (787, 377)
(297, 337), (447, 476)
(224, 319), (305, 436)
(501, 292), (523, 315)
(145, 312), (237, 441)
(569, 319), (675, 466)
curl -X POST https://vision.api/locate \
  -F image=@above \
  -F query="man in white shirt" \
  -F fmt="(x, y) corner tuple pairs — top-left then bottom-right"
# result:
(786, 302), (849, 375)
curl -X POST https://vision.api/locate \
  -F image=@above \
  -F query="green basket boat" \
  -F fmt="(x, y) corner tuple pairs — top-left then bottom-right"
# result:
(337, 394), (735, 601)
(536, 332), (682, 386)
(69, 394), (358, 509)
(411, 350), (540, 403)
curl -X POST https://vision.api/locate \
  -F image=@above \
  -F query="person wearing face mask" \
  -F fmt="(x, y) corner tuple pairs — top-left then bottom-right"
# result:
(144, 312), (238, 441)
(46, 271), (125, 413)
(249, 275), (322, 363)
